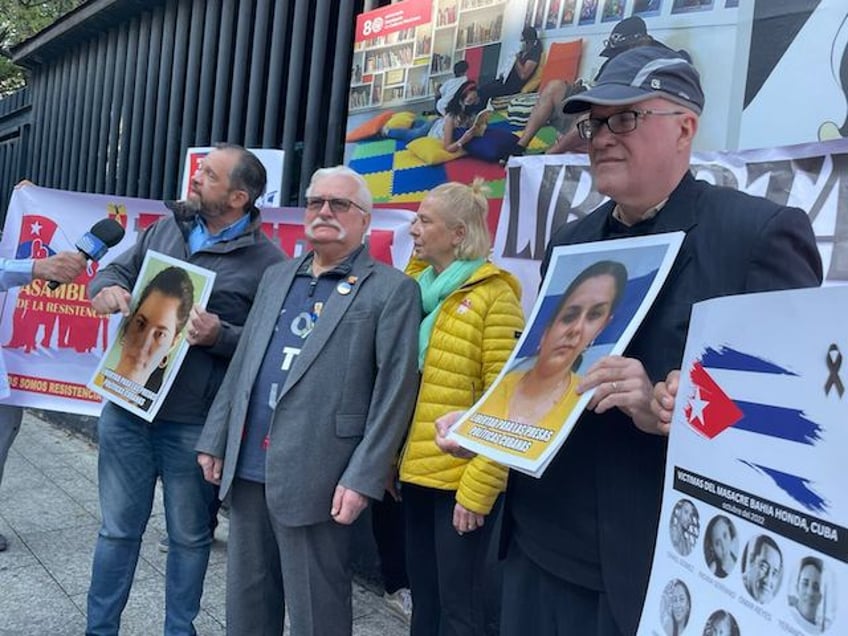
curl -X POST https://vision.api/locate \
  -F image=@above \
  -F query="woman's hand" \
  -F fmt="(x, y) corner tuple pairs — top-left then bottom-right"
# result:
(578, 355), (667, 435)
(453, 130), (473, 151)
(435, 411), (476, 459)
(453, 502), (485, 535)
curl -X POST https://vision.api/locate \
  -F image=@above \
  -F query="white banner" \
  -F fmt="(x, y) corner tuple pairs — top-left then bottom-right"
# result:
(496, 139), (848, 316)
(179, 146), (285, 207)
(637, 286), (848, 635)
(0, 186), (414, 416)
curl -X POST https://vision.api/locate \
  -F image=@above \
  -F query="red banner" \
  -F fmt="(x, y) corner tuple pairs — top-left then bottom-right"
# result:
(354, 0), (432, 43)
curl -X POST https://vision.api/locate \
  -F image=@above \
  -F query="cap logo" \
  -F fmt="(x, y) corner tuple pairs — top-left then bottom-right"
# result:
(632, 57), (690, 89)
(651, 79), (661, 89)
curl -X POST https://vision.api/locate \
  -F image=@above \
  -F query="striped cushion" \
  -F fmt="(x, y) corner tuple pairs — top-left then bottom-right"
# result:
(506, 93), (541, 127)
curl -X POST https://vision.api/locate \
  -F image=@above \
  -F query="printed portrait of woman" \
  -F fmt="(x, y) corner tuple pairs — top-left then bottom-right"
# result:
(702, 609), (740, 636)
(475, 260), (627, 436)
(788, 556), (835, 633)
(703, 515), (738, 578)
(111, 266), (194, 392)
(669, 498), (700, 557)
(660, 578), (691, 636)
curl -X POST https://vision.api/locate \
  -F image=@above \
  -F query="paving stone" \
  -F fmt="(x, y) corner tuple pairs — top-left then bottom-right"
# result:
(0, 414), (406, 636)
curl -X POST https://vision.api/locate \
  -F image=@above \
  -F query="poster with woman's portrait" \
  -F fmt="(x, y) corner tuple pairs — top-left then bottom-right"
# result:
(88, 251), (215, 421)
(448, 232), (684, 476)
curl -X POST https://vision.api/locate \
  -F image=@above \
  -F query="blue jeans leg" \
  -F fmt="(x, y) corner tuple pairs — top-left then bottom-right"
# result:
(86, 404), (213, 636)
(87, 404), (157, 636)
(384, 118), (433, 143)
(0, 405), (23, 487)
(158, 422), (214, 636)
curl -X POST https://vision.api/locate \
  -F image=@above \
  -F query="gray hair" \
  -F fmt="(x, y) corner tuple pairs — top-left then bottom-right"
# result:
(306, 165), (373, 213)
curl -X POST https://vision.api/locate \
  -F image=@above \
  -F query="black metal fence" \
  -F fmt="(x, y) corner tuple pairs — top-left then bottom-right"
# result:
(0, 0), (385, 229)
(0, 87), (32, 221)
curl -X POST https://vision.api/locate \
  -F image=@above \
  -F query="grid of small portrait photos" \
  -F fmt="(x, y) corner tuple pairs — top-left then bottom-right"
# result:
(660, 496), (838, 635)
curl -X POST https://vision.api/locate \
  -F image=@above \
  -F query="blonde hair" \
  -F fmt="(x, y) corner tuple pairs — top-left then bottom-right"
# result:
(426, 178), (491, 260)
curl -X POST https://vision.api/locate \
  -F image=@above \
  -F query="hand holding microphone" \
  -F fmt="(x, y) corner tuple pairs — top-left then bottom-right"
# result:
(33, 251), (87, 284)
(46, 218), (125, 290)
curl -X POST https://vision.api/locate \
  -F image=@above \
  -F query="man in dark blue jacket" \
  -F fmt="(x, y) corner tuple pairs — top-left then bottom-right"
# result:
(499, 45), (823, 636)
(438, 46), (822, 635)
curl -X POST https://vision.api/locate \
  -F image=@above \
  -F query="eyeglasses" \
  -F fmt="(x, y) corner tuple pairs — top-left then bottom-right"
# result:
(604, 34), (627, 47)
(576, 109), (685, 140)
(305, 196), (367, 215)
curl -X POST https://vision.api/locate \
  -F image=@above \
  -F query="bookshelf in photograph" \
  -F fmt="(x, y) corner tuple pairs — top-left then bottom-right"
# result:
(348, 0), (507, 114)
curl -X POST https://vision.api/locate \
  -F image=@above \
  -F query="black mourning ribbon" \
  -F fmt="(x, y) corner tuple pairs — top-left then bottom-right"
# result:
(825, 344), (844, 397)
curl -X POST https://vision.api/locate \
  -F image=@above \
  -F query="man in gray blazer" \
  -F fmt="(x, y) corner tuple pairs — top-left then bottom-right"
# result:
(196, 165), (421, 635)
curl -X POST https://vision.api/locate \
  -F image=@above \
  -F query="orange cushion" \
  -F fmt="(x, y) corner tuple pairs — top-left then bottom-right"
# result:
(539, 40), (583, 92)
(345, 111), (395, 142)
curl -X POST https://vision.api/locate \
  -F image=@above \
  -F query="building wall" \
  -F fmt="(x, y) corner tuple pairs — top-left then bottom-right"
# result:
(0, 0), (382, 227)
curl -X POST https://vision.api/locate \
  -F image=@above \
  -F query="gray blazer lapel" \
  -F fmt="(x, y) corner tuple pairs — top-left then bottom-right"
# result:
(279, 252), (375, 397)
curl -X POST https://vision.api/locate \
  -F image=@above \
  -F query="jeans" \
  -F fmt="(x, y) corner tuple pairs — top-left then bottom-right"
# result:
(86, 403), (214, 636)
(0, 405), (23, 488)
(384, 118), (434, 143)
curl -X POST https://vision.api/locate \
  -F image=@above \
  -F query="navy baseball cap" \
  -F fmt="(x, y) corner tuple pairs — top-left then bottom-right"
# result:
(600, 16), (648, 57)
(563, 46), (705, 115)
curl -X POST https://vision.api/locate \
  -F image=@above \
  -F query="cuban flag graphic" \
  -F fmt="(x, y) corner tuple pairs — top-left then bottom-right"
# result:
(15, 214), (59, 259)
(683, 345), (828, 514)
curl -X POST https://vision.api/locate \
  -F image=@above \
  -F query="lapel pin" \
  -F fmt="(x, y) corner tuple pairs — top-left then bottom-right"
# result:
(336, 281), (352, 295)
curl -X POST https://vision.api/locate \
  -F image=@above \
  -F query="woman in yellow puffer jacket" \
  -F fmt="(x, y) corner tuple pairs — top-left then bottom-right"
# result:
(399, 179), (524, 635)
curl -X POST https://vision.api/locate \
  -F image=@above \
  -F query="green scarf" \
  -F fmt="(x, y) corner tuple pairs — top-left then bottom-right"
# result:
(417, 258), (484, 369)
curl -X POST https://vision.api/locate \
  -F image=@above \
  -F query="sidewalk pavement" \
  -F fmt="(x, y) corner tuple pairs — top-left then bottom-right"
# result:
(0, 410), (409, 635)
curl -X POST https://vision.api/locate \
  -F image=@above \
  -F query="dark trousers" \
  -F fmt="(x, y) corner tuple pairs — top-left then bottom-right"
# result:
(227, 478), (353, 636)
(500, 540), (624, 636)
(403, 483), (500, 636)
(371, 491), (408, 594)
(208, 485), (221, 532)
(477, 77), (521, 105)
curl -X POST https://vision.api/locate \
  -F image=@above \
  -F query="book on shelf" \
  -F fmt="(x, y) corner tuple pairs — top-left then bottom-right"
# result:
(461, 0), (502, 9)
(437, 4), (458, 26)
(362, 27), (416, 49)
(457, 16), (503, 48)
(430, 52), (453, 73)
(349, 87), (371, 110)
(416, 34), (432, 56)
(384, 86), (405, 102)
(364, 44), (415, 73)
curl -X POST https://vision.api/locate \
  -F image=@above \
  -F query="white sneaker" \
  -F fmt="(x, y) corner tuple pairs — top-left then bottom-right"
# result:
(383, 587), (413, 622)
